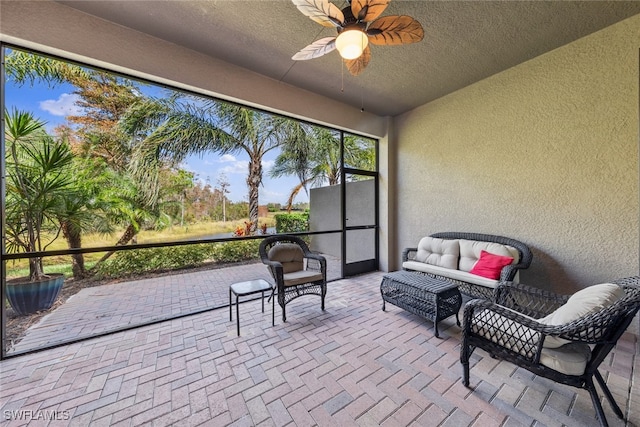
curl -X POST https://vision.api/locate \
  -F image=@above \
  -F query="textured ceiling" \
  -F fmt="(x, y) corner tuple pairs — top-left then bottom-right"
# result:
(56, 1), (640, 117)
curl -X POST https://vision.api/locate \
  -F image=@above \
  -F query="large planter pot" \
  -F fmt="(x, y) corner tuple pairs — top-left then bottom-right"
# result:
(5, 274), (65, 316)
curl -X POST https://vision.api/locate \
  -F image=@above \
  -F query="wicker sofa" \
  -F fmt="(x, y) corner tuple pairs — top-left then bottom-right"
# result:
(402, 232), (533, 299)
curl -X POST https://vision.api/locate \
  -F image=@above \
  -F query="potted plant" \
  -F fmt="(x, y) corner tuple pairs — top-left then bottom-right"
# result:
(4, 109), (75, 315)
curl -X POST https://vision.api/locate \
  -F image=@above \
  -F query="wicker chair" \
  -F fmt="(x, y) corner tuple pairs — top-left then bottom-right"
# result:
(259, 235), (327, 322)
(460, 277), (640, 427)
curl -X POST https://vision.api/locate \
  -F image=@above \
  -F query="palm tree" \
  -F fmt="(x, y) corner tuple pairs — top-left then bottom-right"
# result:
(4, 109), (75, 281)
(6, 49), (174, 272)
(123, 97), (309, 231)
(57, 157), (119, 278)
(270, 127), (375, 210)
(5, 49), (90, 88)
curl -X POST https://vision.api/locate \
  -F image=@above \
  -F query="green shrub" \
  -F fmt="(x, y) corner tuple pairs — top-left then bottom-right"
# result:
(275, 212), (309, 233)
(95, 240), (261, 279)
(210, 240), (260, 263)
(96, 244), (212, 278)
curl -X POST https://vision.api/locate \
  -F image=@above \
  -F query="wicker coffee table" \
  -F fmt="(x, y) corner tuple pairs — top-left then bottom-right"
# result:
(381, 270), (462, 337)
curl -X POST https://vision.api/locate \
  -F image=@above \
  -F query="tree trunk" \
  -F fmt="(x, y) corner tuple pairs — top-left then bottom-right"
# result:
(28, 258), (45, 282)
(61, 220), (86, 279)
(28, 225), (45, 282)
(286, 182), (305, 213)
(89, 222), (138, 271)
(247, 157), (262, 232)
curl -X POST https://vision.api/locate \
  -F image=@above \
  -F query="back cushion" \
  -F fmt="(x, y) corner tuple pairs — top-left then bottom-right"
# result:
(537, 282), (624, 348)
(268, 243), (304, 273)
(414, 237), (460, 270)
(539, 283), (624, 326)
(459, 239), (519, 272)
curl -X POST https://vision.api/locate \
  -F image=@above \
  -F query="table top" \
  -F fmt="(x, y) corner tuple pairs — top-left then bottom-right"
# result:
(383, 270), (459, 293)
(230, 279), (273, 296)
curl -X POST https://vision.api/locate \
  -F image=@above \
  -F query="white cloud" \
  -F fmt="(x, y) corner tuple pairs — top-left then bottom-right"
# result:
(262, 159), (274, 172)
(219, 154), (237, 163)
(220, 160), (248, 175)
(39, 93), (83, 117)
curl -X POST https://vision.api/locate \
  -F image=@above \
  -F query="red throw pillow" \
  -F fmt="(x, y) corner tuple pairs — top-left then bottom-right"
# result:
(469, 250), (514, 280)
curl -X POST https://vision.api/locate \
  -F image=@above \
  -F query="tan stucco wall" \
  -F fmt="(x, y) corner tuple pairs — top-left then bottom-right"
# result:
(394, 15), (640, 292)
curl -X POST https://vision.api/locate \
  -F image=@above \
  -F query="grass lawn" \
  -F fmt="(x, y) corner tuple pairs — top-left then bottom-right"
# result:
(5, 216), (277, 278)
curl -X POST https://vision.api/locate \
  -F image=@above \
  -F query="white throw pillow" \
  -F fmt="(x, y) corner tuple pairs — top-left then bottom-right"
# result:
(538, 283), (624, 348)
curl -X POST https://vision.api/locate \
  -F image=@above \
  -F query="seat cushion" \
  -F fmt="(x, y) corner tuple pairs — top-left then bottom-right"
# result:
(413, 237), (460, 270)
(540, 343), (591, 376)
(402, 261), (500, 289)
(268, 243), (304, 273)
(283, 270), (324, 287)
(538, 282), (624, 348)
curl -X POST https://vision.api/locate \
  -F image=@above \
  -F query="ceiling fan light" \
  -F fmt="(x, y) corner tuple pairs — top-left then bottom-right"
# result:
(335, 29), (368, 60)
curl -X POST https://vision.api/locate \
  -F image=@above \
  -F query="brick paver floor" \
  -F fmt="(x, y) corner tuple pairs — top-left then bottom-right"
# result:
(9, 257), (342, 355)
(1, 271), (638, 426)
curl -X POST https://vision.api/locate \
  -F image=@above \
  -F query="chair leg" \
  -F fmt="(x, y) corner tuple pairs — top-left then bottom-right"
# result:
(278, 289), (286, 322)
(585, 377), (610, 427)
(594, 370), (624, 420)
(460, 341), (474, 387)
(462, 361), (470, 387)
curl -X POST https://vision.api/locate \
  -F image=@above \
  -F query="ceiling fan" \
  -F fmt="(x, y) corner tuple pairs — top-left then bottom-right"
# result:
(291, 0), (424, 76)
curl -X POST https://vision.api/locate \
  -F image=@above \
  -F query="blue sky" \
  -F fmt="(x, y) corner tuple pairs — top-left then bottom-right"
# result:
(4, 73), (305, 205)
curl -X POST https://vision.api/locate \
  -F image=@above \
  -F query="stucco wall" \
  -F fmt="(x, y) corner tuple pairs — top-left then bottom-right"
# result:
(394, 15), (640, 292)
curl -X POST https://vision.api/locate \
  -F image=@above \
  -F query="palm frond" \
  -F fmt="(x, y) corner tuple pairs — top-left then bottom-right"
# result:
(351, 0), (389, 22)
(292, 0), (344, 27)
(345, 45), (371, 76)
(367, 15), (424, 46)
(4, 49), (91, 88)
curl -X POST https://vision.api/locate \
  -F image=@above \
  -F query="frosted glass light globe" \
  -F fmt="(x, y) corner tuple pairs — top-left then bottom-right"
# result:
(335, 29), (368, 60)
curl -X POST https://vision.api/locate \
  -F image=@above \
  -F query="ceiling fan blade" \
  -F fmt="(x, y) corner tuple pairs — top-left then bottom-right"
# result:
(367, 15), (424, 45)
(350, 0), (389, 23)
(292, 37), (337, 60)
(292, 0), (345, 27)
(345, 45), (371, 76)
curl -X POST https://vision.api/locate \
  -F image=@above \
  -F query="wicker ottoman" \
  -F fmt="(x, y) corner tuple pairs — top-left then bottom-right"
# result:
(381, 270), (462, 337)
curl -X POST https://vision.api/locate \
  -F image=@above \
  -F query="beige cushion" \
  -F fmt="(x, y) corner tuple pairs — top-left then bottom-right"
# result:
(413, 237), (460, 270)
(458, 239), (519, 272)
(472, 309), (591, 375)
(268, 243), (304, 273)
(402, 261), (500, 289)
(283, 270), (323, 287)
(538, 283), (624, 348)
(539, 343), (591, 376)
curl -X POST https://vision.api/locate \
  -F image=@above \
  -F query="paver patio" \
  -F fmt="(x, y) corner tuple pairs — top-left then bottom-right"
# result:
(1, 269), (638, 426)
(8, 258), (342, 355)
